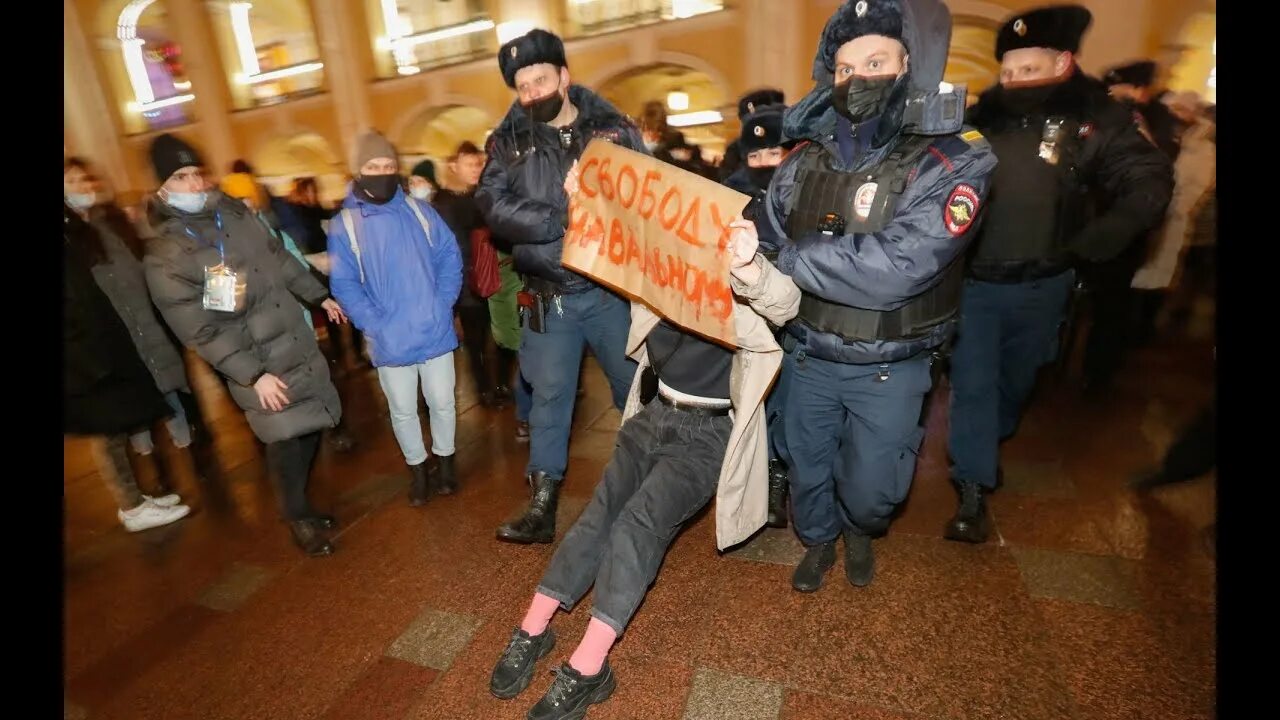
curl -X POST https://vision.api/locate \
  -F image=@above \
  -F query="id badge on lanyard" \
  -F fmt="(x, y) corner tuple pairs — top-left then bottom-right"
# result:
(192, 212), (240, 312)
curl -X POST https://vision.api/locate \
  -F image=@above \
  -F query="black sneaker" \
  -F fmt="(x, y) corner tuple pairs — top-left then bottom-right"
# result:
(791, 541), (836, 593)
(526, 661), (617, 720)
(490, 627), (557, 700)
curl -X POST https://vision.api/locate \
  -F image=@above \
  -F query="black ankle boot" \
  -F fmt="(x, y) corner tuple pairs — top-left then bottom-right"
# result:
(409, 461), (431, 507)
(791, 541), (836, 593)
(289, 520), (335, 557)
(944, 480), (990, 544)
(435, 454), (458, 495)
(496, 472), (561, 544)
(526, 662), (617, 720)
(842, 527), (875, 587)
(766, 459), (789, 529)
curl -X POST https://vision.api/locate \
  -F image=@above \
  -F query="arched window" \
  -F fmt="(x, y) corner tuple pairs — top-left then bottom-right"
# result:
(210, 1), (325, 109)
(108, 0), (195, 134)
(563, 0), (727, 38)
(368, 0), (494, 78)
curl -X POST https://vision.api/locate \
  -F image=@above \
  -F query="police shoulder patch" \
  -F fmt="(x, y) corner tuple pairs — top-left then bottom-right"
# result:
(944, 183), (980, 237)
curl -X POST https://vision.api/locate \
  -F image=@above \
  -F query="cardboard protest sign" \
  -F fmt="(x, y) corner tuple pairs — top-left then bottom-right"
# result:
(562, 140), (750, 346)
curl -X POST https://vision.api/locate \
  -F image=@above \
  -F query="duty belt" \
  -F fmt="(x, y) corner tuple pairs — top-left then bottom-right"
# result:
(967, 258), (1072, 284)
(524, 276), (567, 298)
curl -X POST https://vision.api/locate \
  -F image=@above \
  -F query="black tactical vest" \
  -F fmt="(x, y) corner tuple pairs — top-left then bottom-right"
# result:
(968, 115), (1086, 282)
(785, 136), (965, 343)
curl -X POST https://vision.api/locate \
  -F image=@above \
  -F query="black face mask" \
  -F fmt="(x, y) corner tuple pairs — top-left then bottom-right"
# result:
(356, 174), (401, 205)
(747, 166), (777, 190)
(998, 82), (1061, 115)
(832, 75), (900, 123)
(523, 86), (566, 125)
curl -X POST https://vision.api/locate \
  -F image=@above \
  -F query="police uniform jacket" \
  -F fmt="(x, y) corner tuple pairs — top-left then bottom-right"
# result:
(767, 1), (998, 365)
(965, 71), (1173, 281)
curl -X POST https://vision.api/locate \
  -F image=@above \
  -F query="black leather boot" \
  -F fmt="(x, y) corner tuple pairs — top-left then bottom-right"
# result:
(435, 454), (458, 495)
(944, 480), (991, 544)
(409, 461), (431, 507)
(791, 541), (836, 593)
(496, 472), (561, 544)
(766, 459), (789, 529)
(289, 520), (335, 557)
(842, 527), (875, 587)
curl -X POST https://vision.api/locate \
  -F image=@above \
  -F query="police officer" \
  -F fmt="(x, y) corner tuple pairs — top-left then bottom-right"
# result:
(723, 103), (796, 527)
(1104, 60), (1180, 160)
(719, 88), (785, 183)
(945, 6), (1173, 544)
(477, 29), (644, 545)
(755, 0), (998, 592)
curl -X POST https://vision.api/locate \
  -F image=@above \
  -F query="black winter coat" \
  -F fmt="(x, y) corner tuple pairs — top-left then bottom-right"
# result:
(477, 85), (646, 293)
(144, 194), (341, 444)
(64, 207), (171, 436)
(966, 72), (1174, 274)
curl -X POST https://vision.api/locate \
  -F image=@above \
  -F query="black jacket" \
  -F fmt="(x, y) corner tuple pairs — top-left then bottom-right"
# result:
(966, 72), (1173, 278)
(64, 206), (171, 436)
(477, 85), (646, 292)
(433, 188), (487, 307)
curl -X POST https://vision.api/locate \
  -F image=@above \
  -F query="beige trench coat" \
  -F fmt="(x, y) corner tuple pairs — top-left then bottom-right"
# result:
(619, 255), (800, 550)
(1132, 119), (1216, 290)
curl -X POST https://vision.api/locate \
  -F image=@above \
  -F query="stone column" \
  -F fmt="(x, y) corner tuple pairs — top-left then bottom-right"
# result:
(166, 0), (240, 173)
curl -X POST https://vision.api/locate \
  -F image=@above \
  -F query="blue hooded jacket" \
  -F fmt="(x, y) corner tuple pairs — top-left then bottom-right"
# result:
(766, 0), (998, 365)
(328, 186), (463, 367)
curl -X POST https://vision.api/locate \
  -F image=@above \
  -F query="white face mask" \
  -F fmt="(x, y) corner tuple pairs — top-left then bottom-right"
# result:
(410, 186), (434, 201)
(643, 139), (660, 152)
(165, 191), (209, 214)
(65, 193), (96, 211)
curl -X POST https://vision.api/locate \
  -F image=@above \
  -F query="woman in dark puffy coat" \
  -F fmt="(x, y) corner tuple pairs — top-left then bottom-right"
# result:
(143, 134), (348, 558)
(64, 202), (192, 533)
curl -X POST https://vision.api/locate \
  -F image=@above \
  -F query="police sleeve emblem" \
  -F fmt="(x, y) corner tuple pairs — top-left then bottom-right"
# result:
(944, 184), (979, 236)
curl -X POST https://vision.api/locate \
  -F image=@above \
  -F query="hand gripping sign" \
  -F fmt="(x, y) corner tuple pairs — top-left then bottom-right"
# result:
(562, 140), (750, 346)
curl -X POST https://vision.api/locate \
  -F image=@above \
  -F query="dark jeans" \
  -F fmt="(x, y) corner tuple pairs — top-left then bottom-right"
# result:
(949, 272), (1075, 488)
(264, 431), (322, 520)
(536, 400), (730, 634)
(457, 301), (493, 396)
(781, 347), (934, 543)
(520, 287), (636, 479)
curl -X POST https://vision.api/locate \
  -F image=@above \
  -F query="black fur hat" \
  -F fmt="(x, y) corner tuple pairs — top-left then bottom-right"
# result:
(498, 29), (568, 89)
(739, 105), (787, 152)
(818, 0), (906, 74)
(1104, 60), (1157, 88)
(737, 88), (785, 119)
(995, 5), (1092, 60)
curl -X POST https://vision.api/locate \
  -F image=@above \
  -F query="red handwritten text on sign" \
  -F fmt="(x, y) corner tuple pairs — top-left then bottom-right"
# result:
(562, 140), (750, 345)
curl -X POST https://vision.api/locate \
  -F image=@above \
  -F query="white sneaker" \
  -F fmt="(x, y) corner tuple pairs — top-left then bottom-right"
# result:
(118, 500), (191, 532)
(143, 493), (182, 508)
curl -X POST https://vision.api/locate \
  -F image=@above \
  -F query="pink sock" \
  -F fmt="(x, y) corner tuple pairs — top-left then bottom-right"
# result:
(519, 592), (561, 636)
(568, 618), (618, 676)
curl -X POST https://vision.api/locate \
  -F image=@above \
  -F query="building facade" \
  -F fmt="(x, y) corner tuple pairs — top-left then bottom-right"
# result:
(65, 0), (1217, 199)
